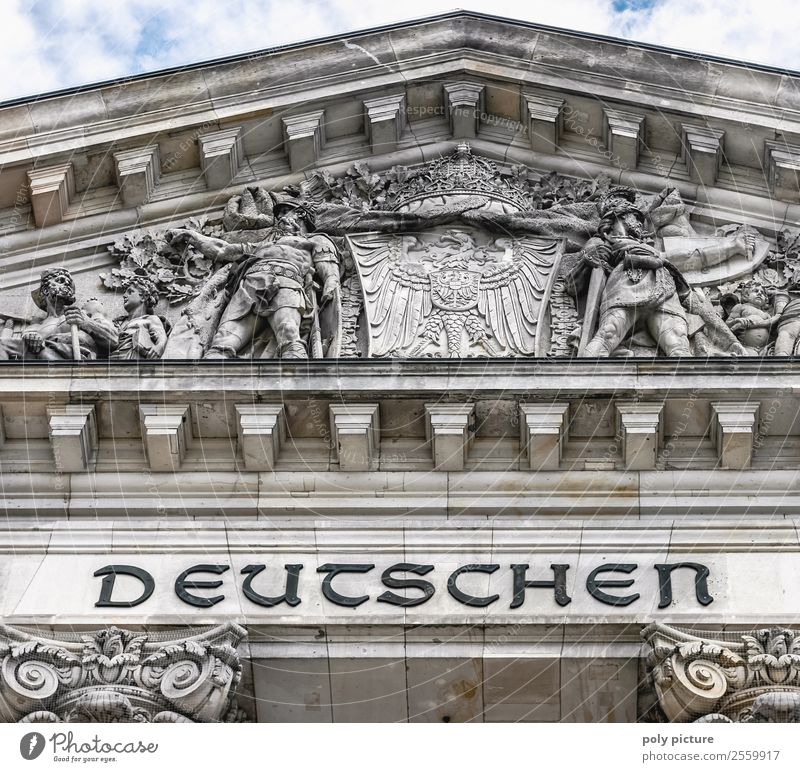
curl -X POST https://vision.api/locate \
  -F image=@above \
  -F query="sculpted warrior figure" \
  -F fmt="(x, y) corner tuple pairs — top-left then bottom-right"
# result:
(575, 189), (692, 357)
(167, 199), (340, 359)
(0, 267), (117, 360)
(774, 294), (800, 356)
(110, 277), (168, 360)
(568, 188), (750, 357)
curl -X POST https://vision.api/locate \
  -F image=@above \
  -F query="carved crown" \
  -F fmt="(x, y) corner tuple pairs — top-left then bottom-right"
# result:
(390, 143), (530, 212)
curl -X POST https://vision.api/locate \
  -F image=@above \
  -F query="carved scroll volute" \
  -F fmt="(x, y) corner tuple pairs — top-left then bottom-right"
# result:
(0, 623), (247, 723)
(644, 623), (768, 723)
(153, 653), (222, 722)
(0, 642), (81, 722)
(140, 624), (245, 723)
(653, 644), (738, 721)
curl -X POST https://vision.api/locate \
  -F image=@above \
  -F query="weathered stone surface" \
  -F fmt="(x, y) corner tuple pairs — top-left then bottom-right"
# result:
(2, 10), (800, 726)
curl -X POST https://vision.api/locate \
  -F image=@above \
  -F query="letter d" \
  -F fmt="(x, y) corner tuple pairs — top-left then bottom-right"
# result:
(94, 565), (155, 607)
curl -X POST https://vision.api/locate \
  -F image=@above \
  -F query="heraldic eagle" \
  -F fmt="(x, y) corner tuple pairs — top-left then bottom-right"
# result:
(349, 230), (561, 358)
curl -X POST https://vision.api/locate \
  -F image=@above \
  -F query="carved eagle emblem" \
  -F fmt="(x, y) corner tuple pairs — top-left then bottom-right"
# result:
(347, 229), (562, 358)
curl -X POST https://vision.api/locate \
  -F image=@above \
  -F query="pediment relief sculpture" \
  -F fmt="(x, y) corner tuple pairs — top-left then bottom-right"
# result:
(1, 143), (796, 361)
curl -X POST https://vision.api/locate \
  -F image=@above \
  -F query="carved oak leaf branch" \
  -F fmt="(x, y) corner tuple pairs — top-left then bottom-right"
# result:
(102, 216), (220, 304)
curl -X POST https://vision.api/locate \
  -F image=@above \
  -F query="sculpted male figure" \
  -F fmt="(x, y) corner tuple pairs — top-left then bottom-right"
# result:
(0, 267), (117, 360)
(168, 201), (339, 359)
(578, 190), (692, 357)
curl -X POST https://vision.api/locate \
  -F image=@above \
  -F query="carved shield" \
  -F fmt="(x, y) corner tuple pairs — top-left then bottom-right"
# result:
(347, 227), (563, 358)
(429, 269), (481, 312)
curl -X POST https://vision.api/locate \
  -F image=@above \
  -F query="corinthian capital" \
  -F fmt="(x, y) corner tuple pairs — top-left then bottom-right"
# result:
(643, 623), (800, 723)
(0, 623), (248, 723)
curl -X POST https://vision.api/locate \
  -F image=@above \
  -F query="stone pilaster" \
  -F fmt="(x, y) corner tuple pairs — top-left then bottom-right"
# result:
(444, 82), (485, 138)
(519, 403), (569, 471)
(521, 92), (565, 154)
(235, 404), (286, 471)
(330, 403), (381, 471)
(425, 403), (475, 471)
(114, 146), (160, 207)
(47, 404), (98, 473)
(616, 402), (664, 471)
(199, 127), (244, 190)
(27, 163), (75, 227)
(0, 623), (248, 723)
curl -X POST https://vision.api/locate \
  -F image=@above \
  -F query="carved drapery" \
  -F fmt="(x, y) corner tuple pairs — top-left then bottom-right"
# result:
(643, 623), (800, 723)
(0, 623), (247, 723)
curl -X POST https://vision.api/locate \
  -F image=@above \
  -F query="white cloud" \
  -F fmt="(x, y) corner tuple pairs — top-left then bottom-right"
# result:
(0, 0), (795, 102)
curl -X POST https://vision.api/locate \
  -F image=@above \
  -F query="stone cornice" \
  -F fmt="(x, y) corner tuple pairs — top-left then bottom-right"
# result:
(0, 358), (798, 398)
(3, 13), (798, 135)
(0, 519), (797, 554)
(1, 468), (799, 517)
(1, 49), (796, 166)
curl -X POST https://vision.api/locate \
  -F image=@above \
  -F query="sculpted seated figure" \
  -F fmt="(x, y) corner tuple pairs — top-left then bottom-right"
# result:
(167, 200), (339, 359)
(724, 281), (779, 355)
(110, 277), (168, 360)
(724, 281), (800, 356)
(0, 267), (117, 360)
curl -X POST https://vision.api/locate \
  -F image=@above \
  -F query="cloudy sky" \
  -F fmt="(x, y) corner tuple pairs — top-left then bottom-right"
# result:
(0, 0), (796, 102)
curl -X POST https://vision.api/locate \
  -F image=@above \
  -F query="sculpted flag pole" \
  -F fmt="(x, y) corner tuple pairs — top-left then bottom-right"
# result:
(70, 321), (81, 360)
(577, 266), (606, 356)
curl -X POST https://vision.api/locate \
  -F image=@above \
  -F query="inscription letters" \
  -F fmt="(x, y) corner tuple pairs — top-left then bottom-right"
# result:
(94, 560), (714, 610)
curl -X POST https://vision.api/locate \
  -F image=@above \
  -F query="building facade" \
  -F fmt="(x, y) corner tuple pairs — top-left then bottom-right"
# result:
(1, 11), (800, 723)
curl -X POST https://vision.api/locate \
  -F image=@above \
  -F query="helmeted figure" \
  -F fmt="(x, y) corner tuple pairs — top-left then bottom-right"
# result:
(579, 189), (691, 357)
(167, 198), (340, 359)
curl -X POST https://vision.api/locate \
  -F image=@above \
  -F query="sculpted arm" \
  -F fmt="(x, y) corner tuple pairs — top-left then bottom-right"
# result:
(166, 228), (247, 263)
(314, 197), (487, 236)
(143, 318), (169, 359)
(64, 308), (119, 354)
(21, 323), (45, 355)
(727, 304), (778, 333)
